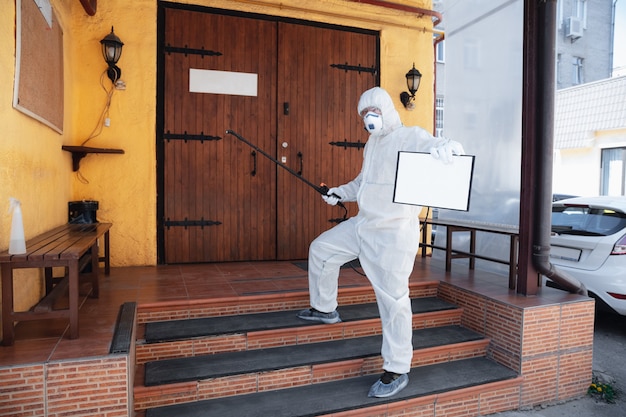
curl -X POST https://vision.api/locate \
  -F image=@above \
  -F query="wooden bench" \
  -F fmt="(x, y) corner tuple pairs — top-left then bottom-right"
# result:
(0, 222), (111, 346)
(420, 218), (519, 289)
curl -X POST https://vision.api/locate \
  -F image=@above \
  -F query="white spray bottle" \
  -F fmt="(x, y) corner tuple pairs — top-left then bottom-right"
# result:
(8, 198), (26, 254)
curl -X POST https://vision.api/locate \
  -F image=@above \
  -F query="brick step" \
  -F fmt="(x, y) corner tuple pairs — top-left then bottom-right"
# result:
(134, 325), (491, 411)
(135, 280), (440, 324)
(136, 297), (462, 364)
(141, 357), (521, 417)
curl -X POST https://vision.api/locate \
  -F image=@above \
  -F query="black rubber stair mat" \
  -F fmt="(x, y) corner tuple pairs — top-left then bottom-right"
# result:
(145, 357), (518, 417)
(144, 297), (456, 343)
(143, 325), (482, 386)
(292, 259), (360, 271)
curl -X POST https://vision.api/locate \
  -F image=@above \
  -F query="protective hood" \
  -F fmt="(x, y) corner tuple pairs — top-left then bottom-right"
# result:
(357, 87), (403, 136)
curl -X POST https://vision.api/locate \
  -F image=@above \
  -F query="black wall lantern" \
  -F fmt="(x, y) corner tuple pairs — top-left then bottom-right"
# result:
(100, 26), (124, 83)
(400, 63), (422, 110)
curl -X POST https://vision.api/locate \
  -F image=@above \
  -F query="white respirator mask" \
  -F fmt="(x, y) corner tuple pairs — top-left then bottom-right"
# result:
(363, 112), (383, 135)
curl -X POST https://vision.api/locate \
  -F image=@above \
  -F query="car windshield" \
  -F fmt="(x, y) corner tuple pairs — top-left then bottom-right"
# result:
(551, 206), (626, 236)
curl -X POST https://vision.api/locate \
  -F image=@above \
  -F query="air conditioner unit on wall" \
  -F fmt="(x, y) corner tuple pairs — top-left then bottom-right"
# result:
(566, 16), (584, 38)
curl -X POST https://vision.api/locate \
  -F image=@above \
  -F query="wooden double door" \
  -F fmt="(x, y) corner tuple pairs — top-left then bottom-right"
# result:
(158, 5), (379, 263)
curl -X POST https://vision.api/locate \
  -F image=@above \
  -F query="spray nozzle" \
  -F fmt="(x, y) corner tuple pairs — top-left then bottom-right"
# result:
(8, 197), (26, 254)
(9, 197), (20, 213)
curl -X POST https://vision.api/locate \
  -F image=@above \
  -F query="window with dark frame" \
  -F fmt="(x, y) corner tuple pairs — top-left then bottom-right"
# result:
(572, 56), (584, 85)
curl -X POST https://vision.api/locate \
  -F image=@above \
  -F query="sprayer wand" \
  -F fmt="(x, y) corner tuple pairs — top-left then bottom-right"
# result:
(226, 130), (347, 220)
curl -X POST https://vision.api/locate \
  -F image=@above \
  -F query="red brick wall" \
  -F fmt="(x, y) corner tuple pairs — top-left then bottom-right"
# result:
(438, 281), (595, 407)
(0, 364), (45, 416)
(0, 356), (131, 417)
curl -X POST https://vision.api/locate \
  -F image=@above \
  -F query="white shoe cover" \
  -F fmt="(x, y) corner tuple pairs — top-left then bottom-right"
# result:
(367, 373), (409, 398)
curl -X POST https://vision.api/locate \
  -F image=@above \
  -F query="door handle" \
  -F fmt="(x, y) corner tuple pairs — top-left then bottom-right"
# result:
(251, 151), (257, 176)
(297, 152), (303, 176)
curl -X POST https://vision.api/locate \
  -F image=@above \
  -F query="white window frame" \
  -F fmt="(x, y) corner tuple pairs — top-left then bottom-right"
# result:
(575, 0), (588, 28)
(435, 96), (444, 137)
(436, 40), (445, 63)
(572, 56), (584, 85)
(559, 0), (588, 29)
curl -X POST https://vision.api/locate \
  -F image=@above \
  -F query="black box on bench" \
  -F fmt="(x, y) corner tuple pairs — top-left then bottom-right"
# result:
(68, 200), (99, 224)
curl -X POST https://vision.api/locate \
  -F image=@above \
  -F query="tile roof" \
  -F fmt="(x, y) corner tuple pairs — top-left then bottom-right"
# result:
(554, 75), (626, 149)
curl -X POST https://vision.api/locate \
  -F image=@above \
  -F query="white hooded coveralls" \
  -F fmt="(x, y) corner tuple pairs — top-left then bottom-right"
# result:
(308, 87), (448, 374)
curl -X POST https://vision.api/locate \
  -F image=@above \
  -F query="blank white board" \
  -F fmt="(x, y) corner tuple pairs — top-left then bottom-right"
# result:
(393, 152), (475, 211)
(189, 68), (258, 96)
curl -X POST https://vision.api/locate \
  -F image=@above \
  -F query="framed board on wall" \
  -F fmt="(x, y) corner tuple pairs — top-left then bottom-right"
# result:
(13, 0), (64, 133)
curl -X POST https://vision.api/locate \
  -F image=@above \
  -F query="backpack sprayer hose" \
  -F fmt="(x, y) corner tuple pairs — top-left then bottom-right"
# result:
(226, 130), (347, 221)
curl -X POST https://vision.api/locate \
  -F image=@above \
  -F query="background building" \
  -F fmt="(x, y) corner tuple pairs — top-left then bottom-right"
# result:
(434, 0), (625, 198)
(555, 0), (614, 89)
(554, 76), (626, 196)
(434, 0), (617, 137)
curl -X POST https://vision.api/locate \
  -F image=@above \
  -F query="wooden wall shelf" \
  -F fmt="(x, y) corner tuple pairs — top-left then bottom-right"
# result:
(62, 146), (124, 171)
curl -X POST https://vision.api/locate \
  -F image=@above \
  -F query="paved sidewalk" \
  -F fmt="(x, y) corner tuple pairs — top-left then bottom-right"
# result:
(491, 396), (623, 417)
(489, 310), (626, 417)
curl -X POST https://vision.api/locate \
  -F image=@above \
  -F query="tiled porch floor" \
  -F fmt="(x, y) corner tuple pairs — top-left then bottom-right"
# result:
(0, 257), (586, 367)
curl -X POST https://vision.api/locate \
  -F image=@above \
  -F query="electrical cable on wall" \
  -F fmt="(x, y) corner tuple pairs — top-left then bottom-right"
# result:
(76, 70), (116, 184)
(81, 71), (115, 147)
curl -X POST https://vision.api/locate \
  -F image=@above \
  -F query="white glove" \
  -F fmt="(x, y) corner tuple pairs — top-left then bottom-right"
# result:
(322, 187), (343, 206)
(430, 139), (465, 164)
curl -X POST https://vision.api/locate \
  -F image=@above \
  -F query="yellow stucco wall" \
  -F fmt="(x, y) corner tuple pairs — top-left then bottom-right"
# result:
(1, 0), (435, 311)
(68, 0), (158, 267)
(0, 1), (75, 310)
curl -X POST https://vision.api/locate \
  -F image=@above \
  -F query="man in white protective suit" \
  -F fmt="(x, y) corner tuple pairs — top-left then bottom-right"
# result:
(297, 86), (465, 398)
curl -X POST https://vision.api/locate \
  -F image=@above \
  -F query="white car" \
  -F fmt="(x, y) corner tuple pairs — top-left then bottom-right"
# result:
(550, 196), (626, 315)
